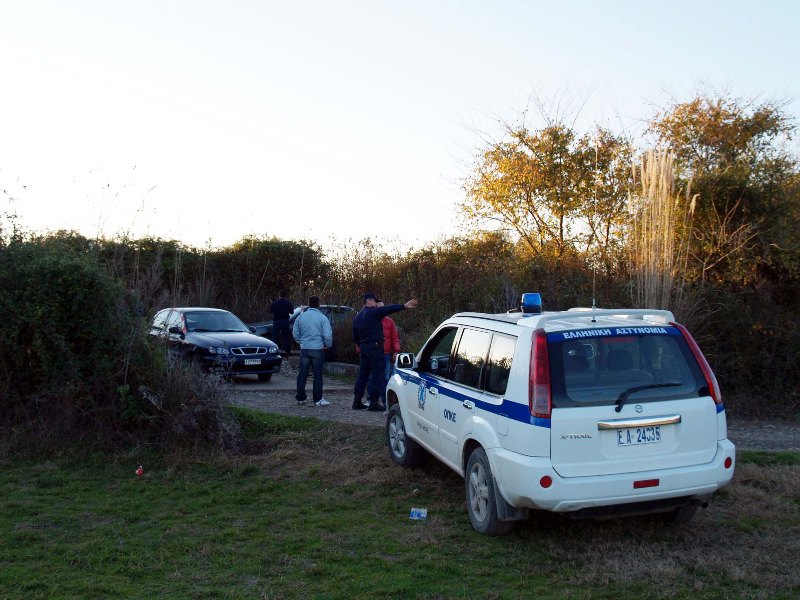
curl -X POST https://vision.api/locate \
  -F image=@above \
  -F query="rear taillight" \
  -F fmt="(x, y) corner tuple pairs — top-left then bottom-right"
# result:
(672, 322), (722, 405)
(529, 329), (552, 418)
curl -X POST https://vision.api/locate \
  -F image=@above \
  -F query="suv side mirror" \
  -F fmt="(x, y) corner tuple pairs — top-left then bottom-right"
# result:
(396, 352), (415, 369)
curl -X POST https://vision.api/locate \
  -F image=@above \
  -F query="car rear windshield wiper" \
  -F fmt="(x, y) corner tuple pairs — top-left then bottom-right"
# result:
(615, 382), (682, 413)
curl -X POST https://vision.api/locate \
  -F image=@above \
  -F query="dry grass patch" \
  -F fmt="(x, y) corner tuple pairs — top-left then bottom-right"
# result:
(217, 409), (800, 598)
(521, 464), (800, 596)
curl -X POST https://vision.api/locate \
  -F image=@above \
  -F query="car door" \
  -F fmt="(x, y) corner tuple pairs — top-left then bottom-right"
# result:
(404, 326), (459, 454)
(436, 328), (494, 468)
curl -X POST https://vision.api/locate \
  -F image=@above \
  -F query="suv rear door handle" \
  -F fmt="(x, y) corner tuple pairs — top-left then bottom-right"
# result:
(463, 400), (475, 410)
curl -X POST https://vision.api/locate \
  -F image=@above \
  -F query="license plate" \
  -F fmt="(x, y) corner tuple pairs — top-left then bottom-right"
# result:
(617, 426), (661, 446)
(243, 358), (261, 365)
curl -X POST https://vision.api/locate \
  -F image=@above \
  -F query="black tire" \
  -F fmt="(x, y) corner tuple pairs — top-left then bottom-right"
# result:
(386, 404), (425, 467)
(465, 447), (515, 536)
(258, 373), (272, 382)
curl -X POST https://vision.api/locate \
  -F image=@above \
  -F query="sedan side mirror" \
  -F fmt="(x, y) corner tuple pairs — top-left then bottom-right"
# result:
(168, 326), (182, 334)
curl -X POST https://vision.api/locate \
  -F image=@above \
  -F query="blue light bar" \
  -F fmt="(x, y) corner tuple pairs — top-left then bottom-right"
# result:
(521, 292), (542, 316)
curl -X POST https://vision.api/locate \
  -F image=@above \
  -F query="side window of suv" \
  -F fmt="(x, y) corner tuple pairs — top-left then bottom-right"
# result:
(451, 328), (492, 389)
(485, 334), (516, 395)
(419, 327), (458, 376)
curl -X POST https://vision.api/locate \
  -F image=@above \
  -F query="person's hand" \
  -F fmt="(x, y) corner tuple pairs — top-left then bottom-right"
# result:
(355, 343), (361, 354)
(404, 299), (418, 309)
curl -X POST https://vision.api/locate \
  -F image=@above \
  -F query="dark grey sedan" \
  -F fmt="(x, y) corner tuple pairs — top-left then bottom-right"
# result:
(150, 307), (282, 381)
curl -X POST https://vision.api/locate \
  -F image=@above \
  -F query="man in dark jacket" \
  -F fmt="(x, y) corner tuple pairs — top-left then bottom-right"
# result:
(352, 292), (418, 411)
(270, 290), (294, 354)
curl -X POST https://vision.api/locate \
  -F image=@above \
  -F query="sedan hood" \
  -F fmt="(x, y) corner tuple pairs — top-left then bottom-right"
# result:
(187, 331), (276, 348)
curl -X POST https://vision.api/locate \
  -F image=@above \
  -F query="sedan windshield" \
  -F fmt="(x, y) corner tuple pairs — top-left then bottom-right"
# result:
(185, 311), (248, 333)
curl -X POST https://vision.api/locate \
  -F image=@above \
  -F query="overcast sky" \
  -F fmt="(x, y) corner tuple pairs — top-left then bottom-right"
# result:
(1, 0), (798, 250)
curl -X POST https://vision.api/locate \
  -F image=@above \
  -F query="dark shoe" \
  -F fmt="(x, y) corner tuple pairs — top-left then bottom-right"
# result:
(367, 403), (386, 412)
(352, 402), (367, 410)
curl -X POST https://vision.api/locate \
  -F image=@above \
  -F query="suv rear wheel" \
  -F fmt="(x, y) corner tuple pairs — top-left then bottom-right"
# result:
(387, 404), (425, 467)
(465, 447), (514, 536)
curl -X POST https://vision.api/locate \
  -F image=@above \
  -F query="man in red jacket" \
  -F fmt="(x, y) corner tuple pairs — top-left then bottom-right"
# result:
(376, 299), (400, 407)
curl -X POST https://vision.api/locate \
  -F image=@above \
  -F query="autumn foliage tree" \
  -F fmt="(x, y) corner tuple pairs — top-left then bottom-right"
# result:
(648, 94), (798, 286)
(462, 118), (633, 270)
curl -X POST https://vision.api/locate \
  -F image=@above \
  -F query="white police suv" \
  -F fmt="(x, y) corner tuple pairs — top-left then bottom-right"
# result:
(385, 294), (735, 535)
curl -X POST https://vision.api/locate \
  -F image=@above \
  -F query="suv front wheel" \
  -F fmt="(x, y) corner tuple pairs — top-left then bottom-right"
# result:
(386, 404), (425, 467)
(465, 447), (514, 536)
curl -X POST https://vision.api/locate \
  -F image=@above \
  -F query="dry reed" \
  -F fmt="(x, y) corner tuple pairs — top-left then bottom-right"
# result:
(628, 149), (696, 320)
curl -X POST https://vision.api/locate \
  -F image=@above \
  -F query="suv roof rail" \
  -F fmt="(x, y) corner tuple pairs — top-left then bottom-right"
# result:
(536, 308), (675, 329)
(451, 312), (522, 324)
(451, 308), (676, 328)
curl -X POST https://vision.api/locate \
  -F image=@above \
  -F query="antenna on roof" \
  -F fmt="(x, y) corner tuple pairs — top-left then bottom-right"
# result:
(591, 131), (599, 323)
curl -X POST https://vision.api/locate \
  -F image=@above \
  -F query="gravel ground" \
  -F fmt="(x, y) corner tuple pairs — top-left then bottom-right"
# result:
(227, 366), (800, 452)
(228, 389), (388, 428)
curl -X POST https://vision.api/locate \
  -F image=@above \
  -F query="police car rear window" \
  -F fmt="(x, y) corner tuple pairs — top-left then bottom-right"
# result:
(547, 326), (708, 407)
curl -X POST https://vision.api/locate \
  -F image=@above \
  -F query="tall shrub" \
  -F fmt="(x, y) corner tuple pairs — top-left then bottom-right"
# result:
(0, 241), (155, 450)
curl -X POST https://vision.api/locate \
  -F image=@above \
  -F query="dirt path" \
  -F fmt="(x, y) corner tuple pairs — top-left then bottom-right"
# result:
(227, 368), (800, 452)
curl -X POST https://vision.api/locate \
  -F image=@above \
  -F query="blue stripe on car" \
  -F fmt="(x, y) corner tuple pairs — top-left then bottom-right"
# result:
(395, 370), (551, 428)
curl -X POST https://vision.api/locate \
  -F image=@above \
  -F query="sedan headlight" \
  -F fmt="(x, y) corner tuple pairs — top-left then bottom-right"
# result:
(209, 347), (230, 355)
(268, 346), (278, 354)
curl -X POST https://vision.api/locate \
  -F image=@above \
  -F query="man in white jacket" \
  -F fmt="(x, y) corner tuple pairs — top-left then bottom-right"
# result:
(292, 295), (333, 407)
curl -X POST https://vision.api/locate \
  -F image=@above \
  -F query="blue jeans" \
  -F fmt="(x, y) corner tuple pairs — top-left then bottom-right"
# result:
(381, 353), (393, 403)
(296, 348), (324, 403)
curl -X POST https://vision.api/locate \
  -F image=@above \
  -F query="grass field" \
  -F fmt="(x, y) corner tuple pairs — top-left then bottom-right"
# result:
(2, 409), (799, 599)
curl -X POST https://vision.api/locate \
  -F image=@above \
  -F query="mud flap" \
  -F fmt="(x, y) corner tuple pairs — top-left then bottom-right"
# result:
(494, 476), (528, 522)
